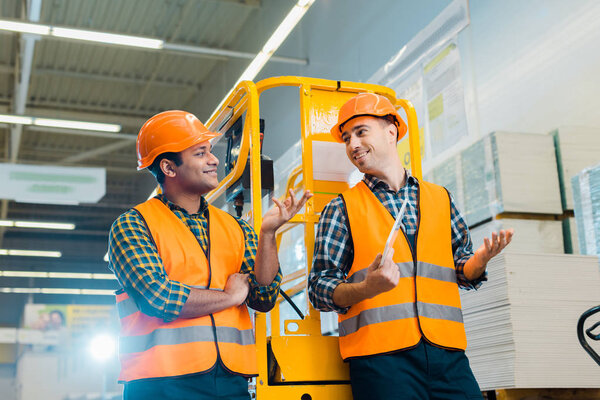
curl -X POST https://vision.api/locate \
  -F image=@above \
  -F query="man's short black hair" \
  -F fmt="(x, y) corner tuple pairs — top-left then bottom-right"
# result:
(148, 152), (182, 185)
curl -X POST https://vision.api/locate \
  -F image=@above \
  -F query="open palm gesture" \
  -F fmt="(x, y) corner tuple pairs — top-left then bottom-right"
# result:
(261, 189), (313, 235)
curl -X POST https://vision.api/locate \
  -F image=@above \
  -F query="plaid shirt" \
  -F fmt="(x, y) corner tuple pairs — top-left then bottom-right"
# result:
(108, 194), (281, 322)
(308, 172), (486, 314)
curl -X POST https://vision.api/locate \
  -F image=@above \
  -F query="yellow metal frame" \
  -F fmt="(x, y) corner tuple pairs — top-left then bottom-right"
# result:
(205, 76), (422, 399)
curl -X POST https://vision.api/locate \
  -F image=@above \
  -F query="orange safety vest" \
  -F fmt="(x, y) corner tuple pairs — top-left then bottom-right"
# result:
(115, 198), (257, 382)
(338, 180), (467, 360)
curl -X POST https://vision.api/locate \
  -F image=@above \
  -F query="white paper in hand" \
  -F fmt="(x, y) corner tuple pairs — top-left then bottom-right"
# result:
(379, 198), (408, 267)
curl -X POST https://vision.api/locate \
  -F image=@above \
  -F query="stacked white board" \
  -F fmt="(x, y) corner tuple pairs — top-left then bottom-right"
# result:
(563, 217), (580, 254)
(572, 162), (600, 255)
(551, 126), (600, 210)
(461, 253), (600, 390)
(430, 131), (562, 226)
(470, 219), (564, 254)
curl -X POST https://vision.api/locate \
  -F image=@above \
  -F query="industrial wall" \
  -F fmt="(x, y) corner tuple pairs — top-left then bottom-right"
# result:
(197, 0), (600, 164)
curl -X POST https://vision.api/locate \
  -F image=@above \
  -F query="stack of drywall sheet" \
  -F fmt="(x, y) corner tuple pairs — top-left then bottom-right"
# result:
(461, 253), (600, 390)
(572, 163), (600, 255)
(430, 156), (465, 212)
(551, 127), (600, 210)
(429, 131), (562, 227)
(563, 217), (580, 254)
(469, 219), (563, 254)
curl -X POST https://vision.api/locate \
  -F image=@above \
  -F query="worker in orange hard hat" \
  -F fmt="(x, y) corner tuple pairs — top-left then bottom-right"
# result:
(108, 110), (312, 400)
(308, 93), (513, 400)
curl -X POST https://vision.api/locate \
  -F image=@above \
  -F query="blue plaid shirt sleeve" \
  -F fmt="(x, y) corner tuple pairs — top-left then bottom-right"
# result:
(236, 218), (282, 312)
(108, 210), (191, 322)
(308, 197), (353, 314)
(449, 193), (487, 290)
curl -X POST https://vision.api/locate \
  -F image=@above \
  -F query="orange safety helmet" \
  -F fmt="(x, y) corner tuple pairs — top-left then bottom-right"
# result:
(136, 110), (221, 170)
(330, 93), (407, 143)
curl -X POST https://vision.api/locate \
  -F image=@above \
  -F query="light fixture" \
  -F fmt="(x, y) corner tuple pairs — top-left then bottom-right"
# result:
(209, 0), (316, 118)
(0, 20), (50, 35)
(51, 27), (163, 49)
(1, 271), (48, 278)
(0, 113), (121, 133)
(0, 19), (163, 49)
(0, 287), (114, 295)
(33, 118), (121, 132)
(0, 219), (76, 230)
(0, 249), (61, 258)
(0, 114), (34, 125)
(0, 270), (115, 280)
(89, 334), (117, 361)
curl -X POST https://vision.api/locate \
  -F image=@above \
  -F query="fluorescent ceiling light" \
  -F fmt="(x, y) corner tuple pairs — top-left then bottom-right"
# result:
(0, 221), (14, 227)
(0, 270), (115, 280)
(0, 19), (163, 49)
(51, 27), (163, 49)
(81, 289), (114, 296)
(11, 220), (75, 230)
(0, 113), (121, 133)
(12, 288), (42, 294)
(0, 114), (34, 125)
(41, 288), (80, 294)
(1, 271), (48, 278)
(1, 249), (62, 258)
(0, 287), (114, 295)
(209, 0), (315, 119)
(48, 272), (92, 279)
(0, 20), (50, 35)
(33, 118), (121, 132)
(92, 273), (115, 280)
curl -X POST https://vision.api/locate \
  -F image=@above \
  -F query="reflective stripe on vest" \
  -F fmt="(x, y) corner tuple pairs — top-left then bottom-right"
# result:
(338, 301), (463, 337)
(346, 261), (456, 284)
(115, 198), (257, 382)
(338, 180), (467, 359)
(119, 325), (255, 354)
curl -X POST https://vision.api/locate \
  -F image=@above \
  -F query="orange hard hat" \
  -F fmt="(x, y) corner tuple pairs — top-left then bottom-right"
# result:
(330, 93), (407, 143)
(136, 110), (221, 170)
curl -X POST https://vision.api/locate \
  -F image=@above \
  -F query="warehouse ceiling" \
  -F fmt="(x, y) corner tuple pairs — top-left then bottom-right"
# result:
(0, 0), (297, 325)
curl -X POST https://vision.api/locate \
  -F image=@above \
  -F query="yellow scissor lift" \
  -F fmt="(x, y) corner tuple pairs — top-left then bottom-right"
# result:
(205, 76), (423, 399)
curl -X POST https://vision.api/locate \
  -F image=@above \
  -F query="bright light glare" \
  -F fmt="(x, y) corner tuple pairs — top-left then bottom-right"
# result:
(33, 118), (121, 132)
(2, 249), (62, 258)
(0, 20), (50, 35)
(14, 221), (75, 230)
(0, 114), (34, 125)
(89, 334), (117, 361)
(208, 0), (315, 119)
(52, 27), (163, 49)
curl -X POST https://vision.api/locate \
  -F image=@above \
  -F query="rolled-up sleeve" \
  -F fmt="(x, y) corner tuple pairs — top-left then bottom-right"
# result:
(308, 198), (353, 314)
(236, 218), (282, 312)
(108, 210), (191, 322)
(449, 194), (487, 290)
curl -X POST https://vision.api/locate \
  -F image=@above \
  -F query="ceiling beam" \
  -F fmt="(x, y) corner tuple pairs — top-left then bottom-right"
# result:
(61, 139), (133, 163)
(0, 20), (307, 65)
(25, 99), (160, 119)
(10, 0), (42, 163)
(210, 0), (261, 7)
(34, 67), (201, 90)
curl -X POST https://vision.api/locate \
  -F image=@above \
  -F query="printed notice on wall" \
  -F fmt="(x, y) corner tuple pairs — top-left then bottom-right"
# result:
(423, 41), (468, 157)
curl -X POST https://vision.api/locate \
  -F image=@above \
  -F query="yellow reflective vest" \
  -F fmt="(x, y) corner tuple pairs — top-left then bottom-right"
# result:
(115, 198), (257, 382)
(338, 180), (467, 360)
